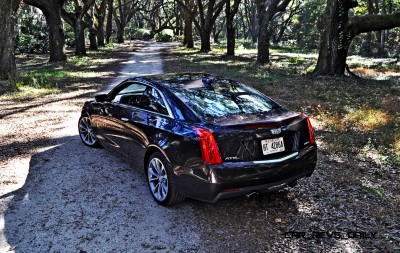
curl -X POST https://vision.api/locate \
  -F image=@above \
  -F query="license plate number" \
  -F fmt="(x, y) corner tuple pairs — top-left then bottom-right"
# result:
(261, 137), (285, 155)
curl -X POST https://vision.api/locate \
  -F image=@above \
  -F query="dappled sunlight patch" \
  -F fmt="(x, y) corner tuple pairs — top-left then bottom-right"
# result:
(394, 134), (400, 155)
(360, 178), (385, 199)
(358, 139), (391, 167)
(90, 58), (122, 65)
(335, 239), (362, 253)
(0, 86), (60, 101)
(68, 71), (115, 79)
(68, 56), (93, 67)
(315, 113), (347, 132)
(344, 108), (389, 132)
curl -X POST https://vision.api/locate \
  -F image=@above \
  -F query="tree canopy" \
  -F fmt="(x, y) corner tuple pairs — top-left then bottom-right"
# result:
(1, 0), (400, 90)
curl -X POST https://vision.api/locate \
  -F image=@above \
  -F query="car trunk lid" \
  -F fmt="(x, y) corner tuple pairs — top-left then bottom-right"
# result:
(212, 112), (311, 162)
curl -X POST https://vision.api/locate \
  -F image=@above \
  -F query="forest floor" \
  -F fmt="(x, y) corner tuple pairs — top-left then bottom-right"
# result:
(0, 41), (399, 252)
(161, 45), (400, 252)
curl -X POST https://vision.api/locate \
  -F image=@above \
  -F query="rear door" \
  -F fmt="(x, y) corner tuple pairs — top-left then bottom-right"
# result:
(98, 82), (175, 165)
(96, 82), (148, 157)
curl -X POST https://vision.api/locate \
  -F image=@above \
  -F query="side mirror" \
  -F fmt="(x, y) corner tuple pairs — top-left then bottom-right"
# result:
(95, 94), (108, 102)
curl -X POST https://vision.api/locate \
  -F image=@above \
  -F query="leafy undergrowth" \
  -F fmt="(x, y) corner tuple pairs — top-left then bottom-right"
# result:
(162, 45), (400, 252)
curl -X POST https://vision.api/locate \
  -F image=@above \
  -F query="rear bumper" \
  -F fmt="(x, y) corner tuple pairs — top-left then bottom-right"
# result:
(175, 145), (317, 202)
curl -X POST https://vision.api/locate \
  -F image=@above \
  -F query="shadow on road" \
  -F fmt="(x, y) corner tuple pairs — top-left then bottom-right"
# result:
(1, 133), (304, 252)
(1, 135), (199, 252)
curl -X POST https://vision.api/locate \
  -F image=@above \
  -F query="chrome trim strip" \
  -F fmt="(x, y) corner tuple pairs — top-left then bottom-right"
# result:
(251, 152), (299, 164)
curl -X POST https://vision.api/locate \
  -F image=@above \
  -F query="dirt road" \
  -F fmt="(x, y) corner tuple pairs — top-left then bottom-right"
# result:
(0, 42), (200, 252)
(1, 41), (398, 252)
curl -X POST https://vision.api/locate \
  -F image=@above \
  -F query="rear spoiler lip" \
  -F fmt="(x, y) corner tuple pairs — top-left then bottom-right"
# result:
(214, 112), (300, 128)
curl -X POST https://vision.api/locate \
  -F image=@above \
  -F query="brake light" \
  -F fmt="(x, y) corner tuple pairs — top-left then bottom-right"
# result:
(195, 127), (222, 164)
(300, 114), (316, 145)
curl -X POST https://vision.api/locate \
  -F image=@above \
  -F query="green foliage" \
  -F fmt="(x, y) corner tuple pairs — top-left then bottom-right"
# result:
(68, 56), (92, 67)
(288, 57), (304, 65)
(16, 4), (48, 54)
(362, 185), (385, 199)
(127, 27), (152, 40)
(289, 0), (325, 50)
(17, 68), (67, 89)
(64, 23), (75, 48)
(155, 30), (173, 42)
(241, 41), (257, 49)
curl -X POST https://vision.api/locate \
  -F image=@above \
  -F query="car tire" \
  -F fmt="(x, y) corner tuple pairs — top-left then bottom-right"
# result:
(146, 152), (185, 206)
(78, 115), (100, 148)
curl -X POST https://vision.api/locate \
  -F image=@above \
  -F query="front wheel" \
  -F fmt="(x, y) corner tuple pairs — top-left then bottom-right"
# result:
(78, 115), (99, 147)
(146, 152), (185, 206)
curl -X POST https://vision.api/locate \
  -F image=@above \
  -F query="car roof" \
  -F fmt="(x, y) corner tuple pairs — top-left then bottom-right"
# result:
(131, 72), (232, 90)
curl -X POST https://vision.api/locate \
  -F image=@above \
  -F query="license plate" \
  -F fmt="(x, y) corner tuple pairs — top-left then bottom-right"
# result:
(261, 137), (285, 155)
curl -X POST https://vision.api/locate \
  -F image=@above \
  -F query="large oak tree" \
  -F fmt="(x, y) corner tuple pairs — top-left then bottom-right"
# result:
(179, 0), (225, 52)
(24, 0), (67, 62)
(256, 0), (291, 64)
(314, 0), (400, 75)
(178, 0), (196, 48)
(225, 0), (241, 56)
(62, 0), (95, 56)
(0, 0), (21, 90)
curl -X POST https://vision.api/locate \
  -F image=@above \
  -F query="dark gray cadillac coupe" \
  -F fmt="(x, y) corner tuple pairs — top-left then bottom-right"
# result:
(78, 73), (317, 206)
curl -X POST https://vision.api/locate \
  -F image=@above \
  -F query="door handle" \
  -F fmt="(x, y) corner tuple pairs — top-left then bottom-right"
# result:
(121, 117), (129, 122)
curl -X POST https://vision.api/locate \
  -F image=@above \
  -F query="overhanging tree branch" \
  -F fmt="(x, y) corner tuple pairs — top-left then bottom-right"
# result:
(349, 12), (400, 35)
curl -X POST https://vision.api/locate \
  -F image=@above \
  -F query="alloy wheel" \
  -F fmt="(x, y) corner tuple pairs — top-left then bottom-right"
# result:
(78, 116), (97, 146)
(147, 157), (169, 201)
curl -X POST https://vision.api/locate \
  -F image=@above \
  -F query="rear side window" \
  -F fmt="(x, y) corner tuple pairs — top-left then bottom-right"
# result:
(111, 82), (169, 116)
(170, 80), (279, 119)
(111, 83), (147, 103)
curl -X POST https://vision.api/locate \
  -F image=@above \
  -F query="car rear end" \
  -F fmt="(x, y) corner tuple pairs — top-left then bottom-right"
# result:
(194, 113), (317, 202)
(158, 74), (317, 202)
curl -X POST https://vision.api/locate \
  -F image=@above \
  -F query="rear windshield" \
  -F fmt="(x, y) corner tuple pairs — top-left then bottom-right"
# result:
(168, 78), (280, 119)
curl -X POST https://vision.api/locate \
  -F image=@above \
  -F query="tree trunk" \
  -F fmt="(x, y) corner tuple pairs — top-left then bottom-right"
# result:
(0, 0), (20, 90)
(94, 0), (106, 47)
(200, 30), (211, 52)
(74, 19), (87, 55)
(256, 0), (270, 64)
(24, 0), (67, 62)
(313, 0), (352, 75)
(105, 0), (113, 44)
(183, 16), (194, 48)
(89, 27), (98, 50)
(255, 0), (291, 65)
(226, 23), (235, 55)
(314, 0), (400, 76)
(226, 0), (234, 56)
(42, 2), (67, 62)
(257, 28), (270, 64)
(212, 26), (220, 43)
(97, 25), (105, 47)
(116, 25), (124, 43)
(182, 1), (194, 48)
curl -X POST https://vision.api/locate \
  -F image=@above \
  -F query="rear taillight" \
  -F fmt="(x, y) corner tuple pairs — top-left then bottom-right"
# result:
(300, 114), (316, 145)
(195, 127), (222, 164)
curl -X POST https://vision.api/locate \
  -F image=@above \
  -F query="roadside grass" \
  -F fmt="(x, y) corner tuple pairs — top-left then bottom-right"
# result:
(0, 47), (119, 101)
(162, 45), (400, 197)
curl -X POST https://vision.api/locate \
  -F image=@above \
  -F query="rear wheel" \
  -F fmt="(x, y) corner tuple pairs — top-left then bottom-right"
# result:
(78, 115), (99, 147)
(146, 152), (185, 206)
